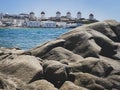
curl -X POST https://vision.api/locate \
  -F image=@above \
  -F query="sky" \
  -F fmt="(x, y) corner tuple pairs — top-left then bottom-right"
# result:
(0, 0), (120, 21)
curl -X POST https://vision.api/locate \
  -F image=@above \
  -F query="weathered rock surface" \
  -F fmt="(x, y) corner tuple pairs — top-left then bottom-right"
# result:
(23, 39), (65, 58)
(0, 55), (43, 83)
(43, 60), (70, 88)
(1, 20), (120, 90)
(42, 47), (83, 63)
(0, 72), (25, 90)
(69, 58), (114, 77)
(60, 81), (88, 90)
(22, 80), (58, 90)
(71, 72), (113, 90)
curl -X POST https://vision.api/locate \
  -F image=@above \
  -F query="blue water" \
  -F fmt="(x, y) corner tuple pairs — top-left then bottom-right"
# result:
(0, 28), (70, 50)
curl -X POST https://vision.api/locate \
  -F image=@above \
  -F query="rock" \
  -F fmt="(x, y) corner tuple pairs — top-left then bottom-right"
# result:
(21, 20), (120, 59)
(58, 20), (120, 59)
(42, 60), (62, 71)
(69, 57), (113, 77)
(86, 83), (105, 90)
(59, 30), (101, 58)
(43, 60), (70, 88)
(107, 75), (120, 90)
(0, 55), (43, 83)
(22, 80), (58, 90)
(0, 76), (16, 90)
(23, 39), (65, 58)
(0, 47), (25, 61)
(73, 38), (101, 58)
(60, 81), (88, 90)
(85, 21), (117, 41)
(0, 47), (24, 55)
(104, 20), (120, 41)
(87, 29), (118, 58)
(42, 47), (83, 63)
(71, 72), (113, 90)
(110, 70), (120, 75)
(0, 54), (10, 61)
(99, 56), (120, 70)
(0, 72), (25, 90)
(83, 59), (113, 77)
(0, 20), (120, 90)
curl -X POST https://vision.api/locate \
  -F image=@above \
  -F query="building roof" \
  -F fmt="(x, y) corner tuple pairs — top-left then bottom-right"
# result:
(56, 11), (61, 14)
(30, 12), (35, 15)
(19, 13), (29, 16)
(67, 12), (71, 14)
(89, 13), (94, 16)
(41, 11), (45, 14)
(77, 12), (81, 14)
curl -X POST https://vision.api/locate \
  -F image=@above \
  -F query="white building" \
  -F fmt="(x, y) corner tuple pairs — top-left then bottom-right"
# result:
(19, 13), (29, 18)
(41, 21), (56, 28)
(0, 21), (3, 26)
(56, 11), (61, 18)
(13, 19), (25, 27)
(66, 12), (71, 19)
(29, 12), (36, 20)
(26, 21), (41, 27)
(77, 12), (81, 19)
(56, 22), (67, 28)
(66, 23), (78, 28)
(29, 12), (35, 18)
(0, 13), (3, 21)
(89, 13), (94, 20)
(41, 11), (45, 19)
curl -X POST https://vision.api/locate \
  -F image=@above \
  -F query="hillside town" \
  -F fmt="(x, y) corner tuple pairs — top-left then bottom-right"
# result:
(0, 11), (98, 28)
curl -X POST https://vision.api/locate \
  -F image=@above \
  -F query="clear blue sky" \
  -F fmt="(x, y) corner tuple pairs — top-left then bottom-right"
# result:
(0, 0), (119, 21)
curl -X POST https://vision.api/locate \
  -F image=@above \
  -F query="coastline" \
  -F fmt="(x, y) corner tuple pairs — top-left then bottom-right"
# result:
(0, 26), (28, 29)
(0, 26), (75, 29)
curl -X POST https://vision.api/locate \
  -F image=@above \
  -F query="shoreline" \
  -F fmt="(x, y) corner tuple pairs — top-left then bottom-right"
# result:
(0, 26), (75, 29)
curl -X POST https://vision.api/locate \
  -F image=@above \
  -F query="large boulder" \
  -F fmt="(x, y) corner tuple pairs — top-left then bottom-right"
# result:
(0, 55), (43, 83)
(104, 20), (120, 41)
(0, 47), (24, 61)
(69, 57), (113, 77)
(0, 72), (25, 90)
(99, 56), (120, 70)
(0, 47), (24, 55)
(60, 81), (88, 90)
(58, 20), (119, 59)
(22, 80), (58, 90)
(0, 20), (120, 90)
(43, 60), (70, 88)
(59, 30), (101, 58)
(107, 75), (120, 90)
(23, 39), (65, 58)
(21, 20), (120, 60)
(65, 20), (118, 41)
(42, 60), (62, 70)
(42, 47), (83, 63)
(85, 21), (117, 41)
(71, 72), (113, 90)
(87, 29), (118, 58)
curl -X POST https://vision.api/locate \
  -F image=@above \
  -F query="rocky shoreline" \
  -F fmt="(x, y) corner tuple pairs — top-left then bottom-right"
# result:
(0, 20), (120, 90)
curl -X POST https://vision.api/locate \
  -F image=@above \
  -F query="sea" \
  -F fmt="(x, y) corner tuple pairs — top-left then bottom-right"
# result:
(0, 28), (70, 50)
